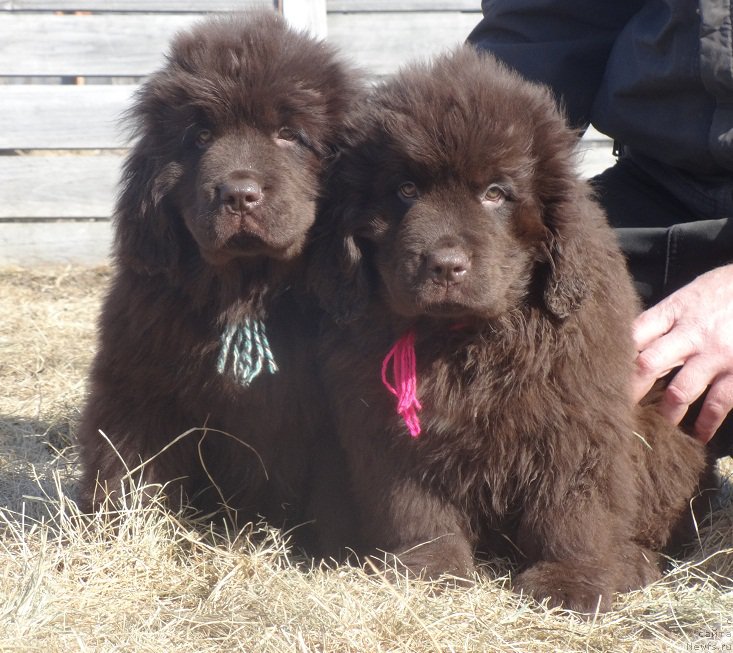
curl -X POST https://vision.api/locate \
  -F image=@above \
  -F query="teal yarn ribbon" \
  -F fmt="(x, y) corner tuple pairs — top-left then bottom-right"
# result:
(217, 318), (278, 386)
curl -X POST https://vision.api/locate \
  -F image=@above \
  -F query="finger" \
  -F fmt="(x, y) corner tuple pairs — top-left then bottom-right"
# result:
(632, 299), (677, 352)
(630, 374), (658, 405)
(656, 356), (714, 426)
(630, 328), (697, 402)
(693, 373), (733, 444)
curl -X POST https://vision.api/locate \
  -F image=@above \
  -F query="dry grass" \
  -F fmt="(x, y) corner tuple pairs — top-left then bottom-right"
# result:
(0, 266), (731, 653)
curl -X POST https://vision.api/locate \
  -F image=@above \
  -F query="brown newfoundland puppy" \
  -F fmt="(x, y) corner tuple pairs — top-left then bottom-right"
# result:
(77, 12), (360, 555)
(310, 47), (714, 610)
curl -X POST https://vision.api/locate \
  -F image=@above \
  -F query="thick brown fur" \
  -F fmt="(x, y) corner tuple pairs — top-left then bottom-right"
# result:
(77, 12), (360, 556)
(309, 47), (715, 610)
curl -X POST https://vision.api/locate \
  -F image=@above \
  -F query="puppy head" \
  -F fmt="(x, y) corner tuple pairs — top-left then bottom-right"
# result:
(116, 12), (359, 274)
(312, 46), (591, 324)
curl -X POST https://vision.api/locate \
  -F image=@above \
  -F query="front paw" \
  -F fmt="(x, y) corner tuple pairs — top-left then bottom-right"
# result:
(370, 535), (476, 584)
(514, 561), (612, 613)
(618, 544), (662, 591)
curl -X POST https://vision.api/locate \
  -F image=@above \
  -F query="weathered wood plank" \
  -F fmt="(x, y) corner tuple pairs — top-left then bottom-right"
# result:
(0, 14), (200, 76)
(0, 11), (481, 79)
(0, 10), (335, 77)
(1, 0), (271, 10)
(1, 86), (136, 149)
(0, 155), (121, 218)
(579, 127), (615, 175)
(328, 1), (478, 11)
(0, 220), (112, 266)
(282, 0), (326, 37)
(328, 12), (479, 75)
(577, 141), (615, 178)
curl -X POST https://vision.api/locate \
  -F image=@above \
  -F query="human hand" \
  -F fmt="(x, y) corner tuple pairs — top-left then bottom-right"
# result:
(630, 264), (733, 443)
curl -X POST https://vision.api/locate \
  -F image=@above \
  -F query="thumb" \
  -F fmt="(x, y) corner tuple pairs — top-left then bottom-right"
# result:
(632, 299), (676, 352)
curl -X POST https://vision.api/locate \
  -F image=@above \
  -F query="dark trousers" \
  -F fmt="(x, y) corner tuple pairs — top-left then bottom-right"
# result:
(590, 157), (733, 457)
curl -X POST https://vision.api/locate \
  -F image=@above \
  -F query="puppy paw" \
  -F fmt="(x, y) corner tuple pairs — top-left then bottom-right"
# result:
(617, 544), (662, 591)
(514, 561), (612, 613)
(401, 546), (475, 583)
(369, 536), (476, 585)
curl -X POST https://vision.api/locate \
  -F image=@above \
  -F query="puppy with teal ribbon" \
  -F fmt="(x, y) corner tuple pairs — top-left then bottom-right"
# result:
(77, 12), (362, 559)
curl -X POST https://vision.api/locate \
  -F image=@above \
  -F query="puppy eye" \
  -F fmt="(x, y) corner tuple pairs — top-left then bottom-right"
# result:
(398, 182), (419, 201)
(195, 129), (213, 148)
(482, 184), (506, 205)
(276, 127), (298, 143)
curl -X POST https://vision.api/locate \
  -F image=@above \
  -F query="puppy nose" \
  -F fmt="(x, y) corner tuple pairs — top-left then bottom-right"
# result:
(427, 248), (471, 284)
(218, 177), (263, 212)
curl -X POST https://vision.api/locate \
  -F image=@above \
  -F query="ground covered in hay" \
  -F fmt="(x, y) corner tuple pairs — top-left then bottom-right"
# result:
(1, 266), (732, 653)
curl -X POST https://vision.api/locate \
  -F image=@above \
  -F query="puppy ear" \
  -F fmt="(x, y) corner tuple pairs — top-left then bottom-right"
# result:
(113, 149), (184, 276)
(541, 226), (589, 320)
(537, 183), (606, 320)
(308, 204), (372, 324)
(528, 107), (593, 320)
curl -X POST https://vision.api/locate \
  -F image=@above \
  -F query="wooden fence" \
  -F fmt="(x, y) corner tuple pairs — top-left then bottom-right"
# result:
(0, 1), (613, 265)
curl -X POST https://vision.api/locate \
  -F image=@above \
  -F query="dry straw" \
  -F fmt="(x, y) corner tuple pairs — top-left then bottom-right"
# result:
(1, 267), (731, 653)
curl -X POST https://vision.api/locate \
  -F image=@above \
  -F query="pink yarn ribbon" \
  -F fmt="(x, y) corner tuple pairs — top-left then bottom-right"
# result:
(381, 329), (422, 437)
